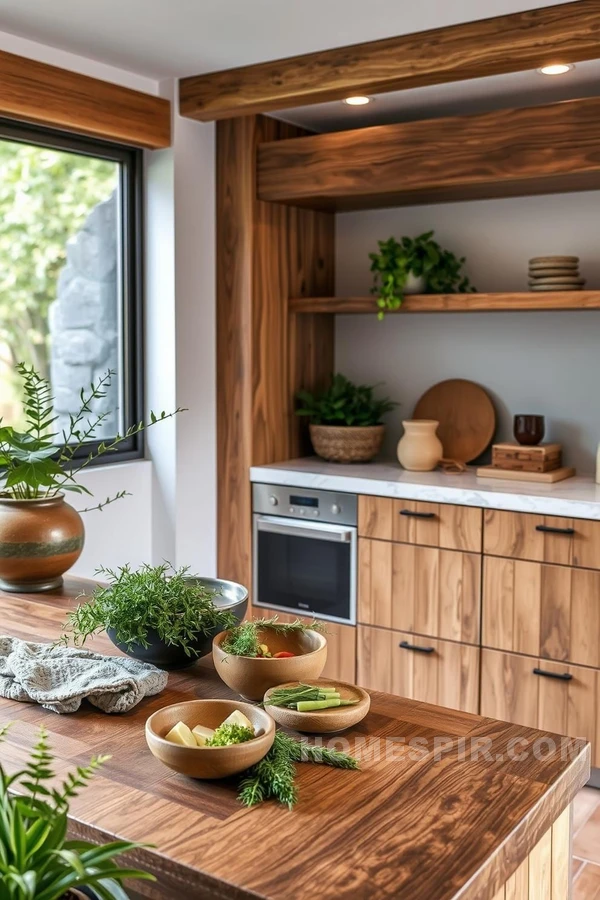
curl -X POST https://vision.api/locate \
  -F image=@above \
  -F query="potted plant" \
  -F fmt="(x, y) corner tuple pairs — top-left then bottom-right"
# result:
(0, 723), (153, 899)
(369, 231), (475, 318)
(61, 563), (247, 670)
(0, 364), (181, 593)
(295, 373), (397, 463)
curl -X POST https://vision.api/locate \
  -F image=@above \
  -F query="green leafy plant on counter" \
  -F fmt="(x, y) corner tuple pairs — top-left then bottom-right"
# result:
(0, 364), (183, 512)
(221, 616), (325, 658)
(238, 730), (359, 810)
(0, 724), (153, 900)
(61, 563), (236, 656)
(370, 231), (476, 319)
(295, 374), (397, 427)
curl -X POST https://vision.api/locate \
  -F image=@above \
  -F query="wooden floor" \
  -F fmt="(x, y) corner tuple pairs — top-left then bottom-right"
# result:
(574, 787), (600, 898)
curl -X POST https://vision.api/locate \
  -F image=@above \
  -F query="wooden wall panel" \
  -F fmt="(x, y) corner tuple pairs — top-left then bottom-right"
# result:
(257, 97), (600, 211)
(216, 115), (334, 586)
(180, 1), (600, 121)
(0, 48), (170, 148)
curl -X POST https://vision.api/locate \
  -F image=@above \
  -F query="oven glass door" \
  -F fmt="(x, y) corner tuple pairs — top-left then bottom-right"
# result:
(254, 515), (356, 624)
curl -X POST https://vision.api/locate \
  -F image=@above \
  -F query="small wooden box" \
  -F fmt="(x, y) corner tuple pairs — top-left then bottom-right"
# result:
(491, 442), (562, 473)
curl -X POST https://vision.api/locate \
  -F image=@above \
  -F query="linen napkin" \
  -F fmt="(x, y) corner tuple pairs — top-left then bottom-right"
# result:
(0, 635), (168, 714)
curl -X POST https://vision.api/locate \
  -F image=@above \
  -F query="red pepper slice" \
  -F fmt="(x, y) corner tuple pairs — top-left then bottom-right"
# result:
(273, 651), (295, 658)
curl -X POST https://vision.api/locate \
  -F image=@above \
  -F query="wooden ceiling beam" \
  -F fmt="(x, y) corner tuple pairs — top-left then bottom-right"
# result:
(180, 1), (600, 122)
(257, 97), (600, 211)
(0, 49), (171, 149)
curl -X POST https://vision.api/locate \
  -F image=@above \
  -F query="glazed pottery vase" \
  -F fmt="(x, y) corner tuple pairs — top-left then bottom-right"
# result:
(514, 414), (545, 446)
(404, 271), (427, 294)
(0, 495), (84, 592)
(309, 424), (385, 463)
(397, 420), (443, 471)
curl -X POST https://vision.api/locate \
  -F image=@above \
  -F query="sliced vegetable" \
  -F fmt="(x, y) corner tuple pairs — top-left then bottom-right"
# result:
(222, 709), (255, 733)
(296, 699), (359, 712)
(266, 683), (344, 709)
(273, 651), (295, 658)
(165, 721), (197, 747)
(192, 724), (215, 747)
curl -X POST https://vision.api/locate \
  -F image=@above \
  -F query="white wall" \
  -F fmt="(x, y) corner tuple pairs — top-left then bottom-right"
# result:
(335, 191), (600, 473)
(0, 29), (218, 576)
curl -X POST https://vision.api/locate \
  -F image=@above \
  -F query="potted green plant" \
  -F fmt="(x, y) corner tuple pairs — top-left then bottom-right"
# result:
(61, 563), (247, 670)
(369, 231), (475, 318)
(0, 364), (181, 593)
(0, 723), (153, 900)
(295, 373), (397, 463)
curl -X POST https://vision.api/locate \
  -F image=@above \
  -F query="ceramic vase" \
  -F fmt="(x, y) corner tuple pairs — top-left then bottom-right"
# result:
(397, 420), (443, 471)
(404, 272), (427, 294)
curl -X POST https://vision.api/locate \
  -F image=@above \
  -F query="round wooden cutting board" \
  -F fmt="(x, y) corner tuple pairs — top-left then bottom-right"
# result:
(413, 379), (496, 463)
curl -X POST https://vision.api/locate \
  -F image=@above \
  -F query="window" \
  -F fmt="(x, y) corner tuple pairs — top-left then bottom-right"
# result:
(0, 120), (143, 461)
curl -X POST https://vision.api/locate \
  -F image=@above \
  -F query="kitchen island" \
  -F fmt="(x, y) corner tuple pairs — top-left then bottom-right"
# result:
(0, 579), (590, 900)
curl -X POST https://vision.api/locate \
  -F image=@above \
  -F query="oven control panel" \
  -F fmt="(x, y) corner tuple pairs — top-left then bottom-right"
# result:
(252, 483), (357, 527)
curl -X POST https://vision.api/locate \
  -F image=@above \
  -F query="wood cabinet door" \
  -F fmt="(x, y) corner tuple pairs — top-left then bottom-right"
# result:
(484, 509), (600, 570)
(252, 607), (356, 683)
(392, 500), (482, 552)
(358, 625), (479, 714)
(481, 648), (599, 766)
(359, 538), (481, 644)
(482, 556), (600, 667)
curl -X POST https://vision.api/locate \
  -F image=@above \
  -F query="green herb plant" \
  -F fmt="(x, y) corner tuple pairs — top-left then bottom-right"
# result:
(370, 231), (476, 319)
(265, 683), (358, 711)
(206, 724), (255, 747)
(61, 563), (236, 657)
(238, 731), (359, 810)
(295, 374), (397, 428)
(221, 616), (325, 658)
(0, 363), (183, 512)
(0, 724), (153, 900)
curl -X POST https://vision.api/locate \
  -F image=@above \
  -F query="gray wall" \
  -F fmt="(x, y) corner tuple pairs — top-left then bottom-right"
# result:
(335, 191), (600, 473)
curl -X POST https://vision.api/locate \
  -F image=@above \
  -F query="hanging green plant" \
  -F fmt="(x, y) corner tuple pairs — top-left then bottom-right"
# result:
(369, 231), (476, 319)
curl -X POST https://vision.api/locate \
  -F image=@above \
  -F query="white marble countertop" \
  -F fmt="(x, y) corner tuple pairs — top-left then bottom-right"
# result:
(250, 458), (600, 520)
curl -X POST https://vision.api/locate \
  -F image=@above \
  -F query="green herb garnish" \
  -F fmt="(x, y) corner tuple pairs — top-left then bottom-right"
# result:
(61, 563), (236, 656)
(206, 724), (255, 747)
(221, 616), (325, 658)
(238, 731), (359, 810)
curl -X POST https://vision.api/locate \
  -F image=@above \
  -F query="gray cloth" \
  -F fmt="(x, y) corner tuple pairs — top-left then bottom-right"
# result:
(0, 636), (168, 714)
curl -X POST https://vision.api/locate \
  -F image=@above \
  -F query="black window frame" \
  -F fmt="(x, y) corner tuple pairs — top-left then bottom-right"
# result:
(0, 118), (144, 465)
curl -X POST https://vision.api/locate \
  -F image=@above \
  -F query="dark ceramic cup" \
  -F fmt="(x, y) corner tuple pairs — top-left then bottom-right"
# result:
(514, 414), (545, 446)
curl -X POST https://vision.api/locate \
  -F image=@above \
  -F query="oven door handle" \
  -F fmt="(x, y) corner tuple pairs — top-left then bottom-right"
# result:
(255, 516), (354, 543)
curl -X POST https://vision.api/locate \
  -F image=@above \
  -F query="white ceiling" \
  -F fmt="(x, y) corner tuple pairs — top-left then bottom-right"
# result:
(0, 0), (581, 80)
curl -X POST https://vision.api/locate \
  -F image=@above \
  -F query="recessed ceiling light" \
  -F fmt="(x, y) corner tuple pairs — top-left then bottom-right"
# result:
(537, 63), (574, 76)
(343, 96), (372, 106)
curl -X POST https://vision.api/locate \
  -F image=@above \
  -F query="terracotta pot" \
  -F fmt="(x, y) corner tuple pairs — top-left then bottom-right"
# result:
(397, 419), (443, 471)
(212, 628), (328, 701)
(309, 424), (385, 463)
(0, 495), (84, 593)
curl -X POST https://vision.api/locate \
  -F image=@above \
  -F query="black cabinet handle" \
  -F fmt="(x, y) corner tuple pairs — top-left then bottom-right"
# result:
(535, 525), (575, 536)
(533, 667), (573, 682)
(400, 510), (436, 520)
(399, 640), (435, 654)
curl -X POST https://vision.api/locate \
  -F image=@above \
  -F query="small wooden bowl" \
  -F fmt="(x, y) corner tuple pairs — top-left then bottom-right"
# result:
(145, 699), (275, 779)
(264, 680), (370, 734)
(213, 629), (327, 701)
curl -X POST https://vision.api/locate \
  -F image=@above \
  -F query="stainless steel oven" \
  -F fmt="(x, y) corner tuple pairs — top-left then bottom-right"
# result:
(252, 483), (357, 625)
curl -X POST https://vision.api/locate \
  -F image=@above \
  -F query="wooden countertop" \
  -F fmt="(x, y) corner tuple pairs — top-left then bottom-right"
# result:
(0, 579), (590, 900)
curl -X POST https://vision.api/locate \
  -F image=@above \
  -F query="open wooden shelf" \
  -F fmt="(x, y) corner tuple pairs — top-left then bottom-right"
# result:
(289, 291), (600, 315)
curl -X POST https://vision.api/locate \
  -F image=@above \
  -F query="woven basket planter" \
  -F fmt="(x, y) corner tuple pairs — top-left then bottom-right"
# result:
(309, 424), (385, 463)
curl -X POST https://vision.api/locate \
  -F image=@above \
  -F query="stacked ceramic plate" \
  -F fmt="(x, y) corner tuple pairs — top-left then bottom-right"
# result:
(528, 256), (585, 291)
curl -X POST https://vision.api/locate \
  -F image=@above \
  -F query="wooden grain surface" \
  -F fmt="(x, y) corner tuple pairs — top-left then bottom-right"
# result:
(216, 115), (334, 587)
(484, 510), (600, 570)
(0, 48), (170, 148)
(258, 97), (600, 211)
(179, 1), (600, 120)
(413, 378), (496, 464)
(288, 292), (600, 313)
(358, 495), (482, 552)
(0, 580), (590, 900)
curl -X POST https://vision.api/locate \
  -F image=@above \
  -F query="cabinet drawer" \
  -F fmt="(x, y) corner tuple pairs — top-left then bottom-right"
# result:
(481, 648), (599, 767)
(252, 607), (356, 683)
(358, 495), (482, 552)
(484, 509), (600, 570)
(482, 556), (600, 668)
(357, 624), (480, 714)
(359, 539), (480, 644)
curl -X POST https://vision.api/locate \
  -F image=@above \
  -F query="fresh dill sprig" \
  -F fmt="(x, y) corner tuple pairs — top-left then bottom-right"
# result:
(237, 730), (359, 809)
(221, 615), (326, 658)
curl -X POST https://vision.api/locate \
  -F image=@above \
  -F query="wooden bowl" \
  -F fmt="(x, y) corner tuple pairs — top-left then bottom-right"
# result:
(264, 679), (370, 734)
(212, 629), (327, 701)
(145, 699), (275, 779)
